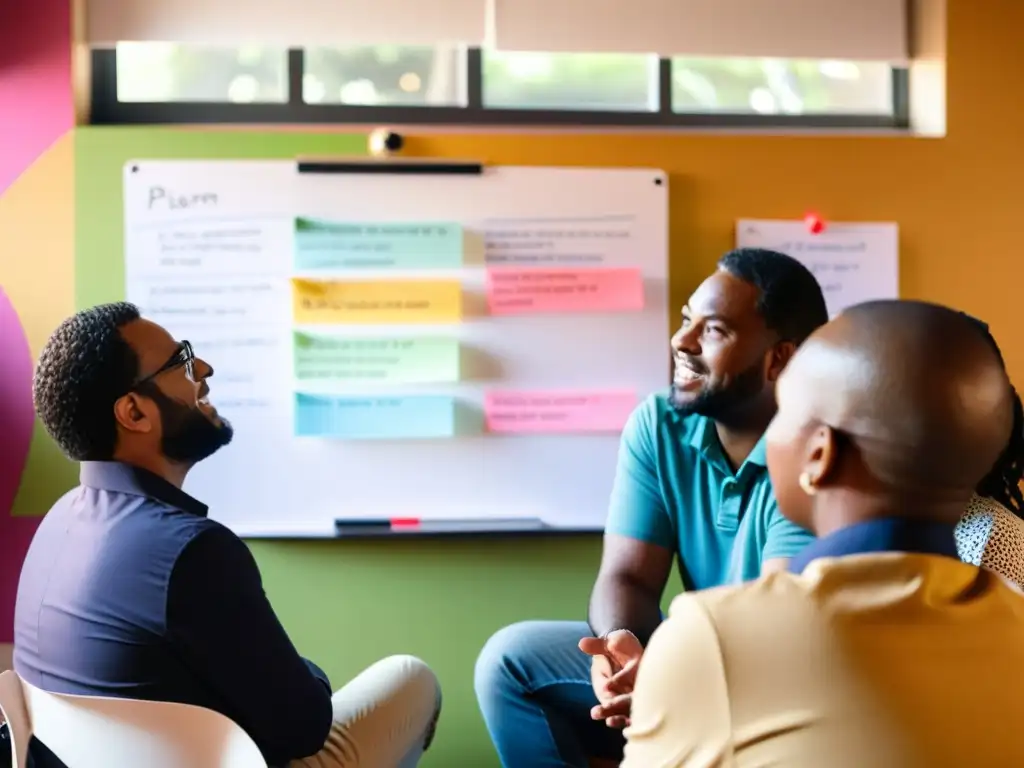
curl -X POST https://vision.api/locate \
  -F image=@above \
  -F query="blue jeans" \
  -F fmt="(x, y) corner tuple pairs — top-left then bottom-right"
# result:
(474, 621), (625, 768)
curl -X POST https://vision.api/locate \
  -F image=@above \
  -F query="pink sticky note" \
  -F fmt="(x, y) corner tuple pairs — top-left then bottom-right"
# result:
(485, 390), (637, 434)
(486, 267), (644, 316)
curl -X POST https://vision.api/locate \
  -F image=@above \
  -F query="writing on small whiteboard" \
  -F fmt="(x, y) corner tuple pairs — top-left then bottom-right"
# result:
(735, 219), (899, 317)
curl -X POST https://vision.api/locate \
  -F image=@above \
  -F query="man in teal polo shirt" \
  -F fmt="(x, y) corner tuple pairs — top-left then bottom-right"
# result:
(474, 248), (829, 768)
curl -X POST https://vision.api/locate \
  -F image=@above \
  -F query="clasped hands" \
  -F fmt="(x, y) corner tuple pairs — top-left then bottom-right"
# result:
(578, 629), (643, 729)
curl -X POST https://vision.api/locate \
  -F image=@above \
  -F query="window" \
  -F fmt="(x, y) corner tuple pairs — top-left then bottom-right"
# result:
(303, 45), (465, 106)
(92, 44), (908, 129)
(482, 51), (658, 112)
(115, 43), (287, 103)
(671, 57), (894, 115)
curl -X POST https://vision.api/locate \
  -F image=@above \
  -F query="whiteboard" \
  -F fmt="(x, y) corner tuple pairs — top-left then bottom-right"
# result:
(123, 161), (670, 536)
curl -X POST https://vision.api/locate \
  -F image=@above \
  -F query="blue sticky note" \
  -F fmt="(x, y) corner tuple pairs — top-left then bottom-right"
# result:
(295, 393), (458, 439)
(295, 218), (463, 270)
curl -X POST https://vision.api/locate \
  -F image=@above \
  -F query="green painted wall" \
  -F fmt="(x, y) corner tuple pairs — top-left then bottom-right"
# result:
(73, 127), (617, 765)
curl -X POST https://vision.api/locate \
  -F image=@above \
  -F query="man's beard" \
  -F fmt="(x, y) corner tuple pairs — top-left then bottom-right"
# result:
(670, 359), (766, 420)
(149, 387), (234, 464)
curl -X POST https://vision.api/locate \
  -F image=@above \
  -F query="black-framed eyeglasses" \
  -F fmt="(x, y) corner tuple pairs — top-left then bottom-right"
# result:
(129, 340), (196, 392)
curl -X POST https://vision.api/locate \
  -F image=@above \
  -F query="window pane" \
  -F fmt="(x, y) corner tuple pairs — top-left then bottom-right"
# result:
(115, 43), (288, 103)
(672, 58), (894, 115)
(482, 50), (658, 112)
(303, 46), (465, 106)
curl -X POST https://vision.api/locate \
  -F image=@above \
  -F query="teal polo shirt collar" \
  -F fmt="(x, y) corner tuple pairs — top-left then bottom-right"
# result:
(672, 411), (769, 531)
(683, 412), (768, 471)
(604, 392), (815, 589)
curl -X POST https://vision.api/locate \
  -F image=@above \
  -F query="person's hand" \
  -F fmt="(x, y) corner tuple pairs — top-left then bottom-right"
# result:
(590, 657), (640, 728)
(579, 629), (643, 728)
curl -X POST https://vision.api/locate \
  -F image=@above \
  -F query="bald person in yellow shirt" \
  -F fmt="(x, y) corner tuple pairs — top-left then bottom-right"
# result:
(619, 299), (1024, 768)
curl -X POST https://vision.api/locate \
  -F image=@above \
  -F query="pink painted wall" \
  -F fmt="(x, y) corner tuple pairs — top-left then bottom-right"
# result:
(0, 0), (74, 194)
(0, 0), (76, 646)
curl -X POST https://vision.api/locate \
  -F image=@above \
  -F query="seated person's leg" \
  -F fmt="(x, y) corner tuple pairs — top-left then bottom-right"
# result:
(290, 655), (441, 768)
(475, 620), (624, 768)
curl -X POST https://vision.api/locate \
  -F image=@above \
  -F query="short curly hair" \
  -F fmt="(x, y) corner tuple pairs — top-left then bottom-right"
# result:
(717, 247), (829, 345)
(33, 302), (142, 461)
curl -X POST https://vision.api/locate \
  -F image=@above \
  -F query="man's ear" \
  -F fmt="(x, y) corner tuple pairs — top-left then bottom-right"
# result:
(113, 393), (154, 435)
(803, 424), (838, 490)
(766, 340), (797, 383)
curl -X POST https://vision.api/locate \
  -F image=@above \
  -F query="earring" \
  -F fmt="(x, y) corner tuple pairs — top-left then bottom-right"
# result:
(798, 471), (818, 496)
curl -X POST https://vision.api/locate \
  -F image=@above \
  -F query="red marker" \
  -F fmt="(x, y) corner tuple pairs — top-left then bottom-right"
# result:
(804, 212), (825, 235)
(390, 517), (421, 529)
(333, 516), (549, 535)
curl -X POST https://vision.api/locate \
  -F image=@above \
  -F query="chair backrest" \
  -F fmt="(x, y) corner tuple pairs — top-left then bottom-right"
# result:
(18, 675), (267, 768)
(0, 670), (30, 768)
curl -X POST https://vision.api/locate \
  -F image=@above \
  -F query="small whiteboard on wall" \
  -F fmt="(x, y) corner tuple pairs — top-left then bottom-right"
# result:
(123, 161), (670, 537)
(736, 219), (899, 317)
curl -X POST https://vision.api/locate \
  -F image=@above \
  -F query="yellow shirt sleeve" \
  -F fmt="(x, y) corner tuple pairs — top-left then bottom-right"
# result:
(621, 593), (734, 768)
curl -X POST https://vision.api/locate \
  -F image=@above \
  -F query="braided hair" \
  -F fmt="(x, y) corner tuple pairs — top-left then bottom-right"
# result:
(967, 315), (1024, 518)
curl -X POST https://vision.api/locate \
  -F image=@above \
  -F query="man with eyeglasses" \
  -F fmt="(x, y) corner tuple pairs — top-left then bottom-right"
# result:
(9, 302), (441, 768)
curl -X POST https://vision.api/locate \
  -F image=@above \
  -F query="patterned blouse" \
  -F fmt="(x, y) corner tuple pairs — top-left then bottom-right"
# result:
(955, 494), (1024, 589)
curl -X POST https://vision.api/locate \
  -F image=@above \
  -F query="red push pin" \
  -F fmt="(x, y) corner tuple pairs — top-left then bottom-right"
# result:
(804, 212), (826, 235)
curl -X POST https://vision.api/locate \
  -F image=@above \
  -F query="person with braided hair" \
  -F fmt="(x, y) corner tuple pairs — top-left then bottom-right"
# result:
(955, 315), (1024, 588)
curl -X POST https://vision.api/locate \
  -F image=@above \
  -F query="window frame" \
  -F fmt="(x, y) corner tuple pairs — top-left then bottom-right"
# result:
(89, 47), (911, 129)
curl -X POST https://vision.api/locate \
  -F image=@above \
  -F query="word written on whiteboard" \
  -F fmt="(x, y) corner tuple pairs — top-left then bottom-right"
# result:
(132, 279), (282, 324)
(483, 214), (633, 266)
(485, 267), (644, 316)
(292, 278), (463, 324)
(294, 218), (464, 270)
(147, 186), (218, 211)
(735, 219), (898, 318)
(143, 220), (270, 274)
(485, 390), (637, 434)
(294, 333), (460, 383)
(294, 393), (460, 439)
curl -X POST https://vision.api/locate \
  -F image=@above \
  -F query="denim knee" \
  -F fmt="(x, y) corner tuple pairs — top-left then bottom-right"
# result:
(475, 620), (557, 704)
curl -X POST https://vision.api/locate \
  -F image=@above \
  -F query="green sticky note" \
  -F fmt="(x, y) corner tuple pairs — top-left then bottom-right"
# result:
(295, 218), (463, 270)
(294, 333), (461, 384)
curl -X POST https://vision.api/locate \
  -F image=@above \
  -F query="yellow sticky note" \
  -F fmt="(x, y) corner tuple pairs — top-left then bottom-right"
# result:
(292, 278), (463, 324)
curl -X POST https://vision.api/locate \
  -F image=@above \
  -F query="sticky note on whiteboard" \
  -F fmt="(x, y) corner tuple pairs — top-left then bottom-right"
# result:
(294, 218), (463, 270)
(292, 278), (463, 324)
(484, 390), (637, 434)
(295, 393), (459, 439)
(485, 267), (644, 316)
(294, 334), (460, 384)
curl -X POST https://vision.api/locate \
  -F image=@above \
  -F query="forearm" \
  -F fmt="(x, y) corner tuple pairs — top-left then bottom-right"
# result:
(588, 576), (663, 646)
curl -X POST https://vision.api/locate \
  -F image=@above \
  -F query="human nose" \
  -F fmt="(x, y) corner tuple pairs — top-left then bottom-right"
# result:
(671, 324), (700, 355)
(193, 357), (214, 380)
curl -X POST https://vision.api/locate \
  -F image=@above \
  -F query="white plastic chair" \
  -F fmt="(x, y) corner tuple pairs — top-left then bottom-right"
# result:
(0, 670), (267, 768)
(0, 670), (31, 768)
